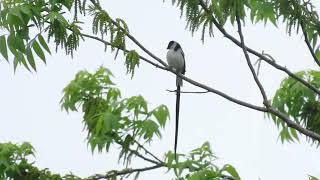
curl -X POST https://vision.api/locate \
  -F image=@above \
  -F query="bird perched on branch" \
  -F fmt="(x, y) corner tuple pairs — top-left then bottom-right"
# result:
(166, 40), (186, 159)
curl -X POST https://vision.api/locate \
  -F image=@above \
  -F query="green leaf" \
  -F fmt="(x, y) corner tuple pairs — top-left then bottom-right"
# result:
(315, 49), (320, 61)
(38, 34), (51, 54)
(0, 35), (8, 61)
(133, 171), (140, 180)
(152, 105), (170, 128)
(13, 56), (19, 73)
(165, 151), (175, 168)
(17, 52), (31, 72)
(309, 175), (319, 180)
(10, 8), (25, 25)
(223, 164), (240, 180)
(140, 120), (161, 140)
(32, 40), (46, 63)
(20, 6), (32, 17)
(26, 48), (36, 71)
(125, 50), (140, 78)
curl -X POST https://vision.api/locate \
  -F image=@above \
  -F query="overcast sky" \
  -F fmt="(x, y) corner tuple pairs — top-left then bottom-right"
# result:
(1, 1), (320, 180)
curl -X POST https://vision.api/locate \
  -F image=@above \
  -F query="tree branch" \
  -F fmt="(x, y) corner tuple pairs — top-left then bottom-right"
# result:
(198, 0), (320, 96)
(300, 21), (320, 67)
(236, 14), (320, 142)
(236, 15), (268, 104)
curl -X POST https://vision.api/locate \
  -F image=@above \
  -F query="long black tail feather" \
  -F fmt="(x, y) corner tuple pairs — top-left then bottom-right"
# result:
(174, 82), (181, 160)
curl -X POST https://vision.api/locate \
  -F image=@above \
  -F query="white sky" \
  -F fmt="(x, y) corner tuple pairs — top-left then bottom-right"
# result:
(1, 1), (320, 179)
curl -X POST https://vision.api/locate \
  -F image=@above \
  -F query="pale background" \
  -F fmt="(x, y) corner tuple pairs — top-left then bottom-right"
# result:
(1, 1), (320, 179)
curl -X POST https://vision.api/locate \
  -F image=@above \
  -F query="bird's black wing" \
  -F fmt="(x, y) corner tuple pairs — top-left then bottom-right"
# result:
(180, 50), (186, 74)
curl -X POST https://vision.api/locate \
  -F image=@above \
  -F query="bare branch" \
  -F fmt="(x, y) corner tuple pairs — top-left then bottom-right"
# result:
(300, 21), (320, 67)
(236, 15), (268, 103)
(133, 139), (164, 164)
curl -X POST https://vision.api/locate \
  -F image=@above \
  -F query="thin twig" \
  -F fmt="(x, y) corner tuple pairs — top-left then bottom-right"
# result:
(236, 15), (268, 103)
(166, 89), (209, 94)
(133, 139), (164, 164)
(115, 140), (161, 165)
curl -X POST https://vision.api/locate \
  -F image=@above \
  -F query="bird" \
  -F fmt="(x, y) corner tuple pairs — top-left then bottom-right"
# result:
(166, 40), (186, 159)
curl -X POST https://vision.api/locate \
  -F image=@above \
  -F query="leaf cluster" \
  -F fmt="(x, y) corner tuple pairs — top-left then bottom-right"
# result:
(165, 142), (240, 180)
(61, 67), (170, 164)
(0, 142), (81, 180)
(271, 70), (320, 144)
(0, 0), (85, 71)
(88, 4), (140, 77)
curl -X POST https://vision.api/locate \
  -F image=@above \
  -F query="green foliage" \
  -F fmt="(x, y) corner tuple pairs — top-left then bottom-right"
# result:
(0, 142), (81, 179)
(125, 50), (140, 78)
(165, 142), (241, 180)
(309, 175), (320, 180)
(89, 4), (129, 52)
(0, 0), (139, 75)
(271, 70), (320, 144)
(170, 0), (218, 41)
(61, 67), (170, 162)
(169, 0), (320, 51)
(0, 0), (85, 70)
(250, 0), (277, 26)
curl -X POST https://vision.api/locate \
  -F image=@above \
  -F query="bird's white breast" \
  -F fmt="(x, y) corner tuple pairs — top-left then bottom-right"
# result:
(166, 49), (184, 72)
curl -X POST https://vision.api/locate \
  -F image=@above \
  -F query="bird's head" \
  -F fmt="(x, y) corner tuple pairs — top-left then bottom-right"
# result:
(167, 40), (181, 51)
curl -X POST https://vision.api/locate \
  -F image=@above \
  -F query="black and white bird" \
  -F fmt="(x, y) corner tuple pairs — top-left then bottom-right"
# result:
(166, 40), (186, 159)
